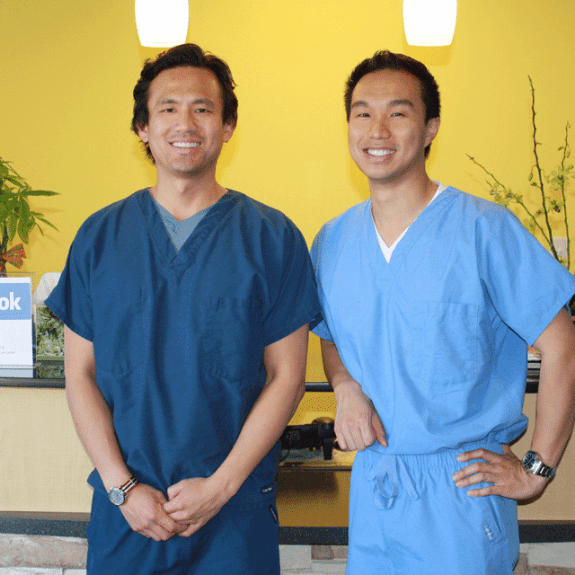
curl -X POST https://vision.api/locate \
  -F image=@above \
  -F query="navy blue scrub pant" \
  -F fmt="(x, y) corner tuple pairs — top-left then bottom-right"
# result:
(86, 491), (280, 575)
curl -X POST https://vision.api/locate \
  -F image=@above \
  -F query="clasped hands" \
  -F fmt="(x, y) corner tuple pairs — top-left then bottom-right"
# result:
(119, 476), (228, 541)
(334, 380), (548, 501)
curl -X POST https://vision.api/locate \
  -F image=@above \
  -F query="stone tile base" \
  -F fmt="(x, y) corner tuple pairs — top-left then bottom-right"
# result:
(1, 535), (573, 574)
(0, 536), (87, 569)
(529, 569), (575, 575)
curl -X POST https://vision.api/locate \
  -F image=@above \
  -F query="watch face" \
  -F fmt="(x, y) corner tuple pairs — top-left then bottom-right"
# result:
(108, 487), (126, 506)
(522, 451), (537, 471)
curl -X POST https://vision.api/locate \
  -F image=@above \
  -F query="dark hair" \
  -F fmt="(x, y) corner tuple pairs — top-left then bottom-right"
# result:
(131, 43), (238, 160)
(344, 50), (440, 158)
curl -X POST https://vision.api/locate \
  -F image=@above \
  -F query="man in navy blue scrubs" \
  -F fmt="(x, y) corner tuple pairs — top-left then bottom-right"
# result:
(46, 44), (321, 575)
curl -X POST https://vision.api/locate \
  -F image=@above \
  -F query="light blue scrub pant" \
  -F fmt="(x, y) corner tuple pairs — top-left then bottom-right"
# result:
(347, 441), (519, 575)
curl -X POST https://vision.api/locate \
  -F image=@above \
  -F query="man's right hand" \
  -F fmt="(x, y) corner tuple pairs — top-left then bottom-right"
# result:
(333, 379), (387, 451)
(119, 483), (185, 541)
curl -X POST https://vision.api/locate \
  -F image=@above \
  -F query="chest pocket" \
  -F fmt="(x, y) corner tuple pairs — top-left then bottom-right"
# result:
(415, 301), (478, 387)
(198, 297), (265, 382)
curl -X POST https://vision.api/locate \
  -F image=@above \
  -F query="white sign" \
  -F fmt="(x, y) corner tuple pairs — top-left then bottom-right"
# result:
(0, 275), (33, 375)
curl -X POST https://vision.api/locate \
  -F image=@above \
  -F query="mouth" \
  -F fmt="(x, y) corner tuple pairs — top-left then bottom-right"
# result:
(171, 142), (200, 149)
(366, 149), (395, 158)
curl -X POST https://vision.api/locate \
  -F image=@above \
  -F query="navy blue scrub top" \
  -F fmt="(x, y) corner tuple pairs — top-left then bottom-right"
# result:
(47, 189), (321, 507)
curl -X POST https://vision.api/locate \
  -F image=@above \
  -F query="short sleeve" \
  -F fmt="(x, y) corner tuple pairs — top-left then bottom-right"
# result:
(262, 220), (322, 347)
(309, 227), (335, 342)
(45, 225), (94, 342)
(476, 207), (575, 346)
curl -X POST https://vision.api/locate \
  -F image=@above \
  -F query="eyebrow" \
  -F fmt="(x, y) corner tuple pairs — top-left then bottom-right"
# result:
(351, 98), (415, 110)
(156, 97), (216, 107)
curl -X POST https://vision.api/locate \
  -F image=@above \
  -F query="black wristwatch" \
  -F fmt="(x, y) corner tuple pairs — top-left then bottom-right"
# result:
(107, 476), (139, 506)
(521, 451), (556, 479)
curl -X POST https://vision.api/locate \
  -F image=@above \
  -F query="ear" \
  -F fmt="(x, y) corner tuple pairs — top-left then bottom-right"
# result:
(424, 117), (440, 147)
(136, 123), (149, 144)
(223, 122), (236, 143)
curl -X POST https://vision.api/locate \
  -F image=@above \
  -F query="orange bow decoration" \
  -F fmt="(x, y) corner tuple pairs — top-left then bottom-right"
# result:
(2, 244), (26, 269)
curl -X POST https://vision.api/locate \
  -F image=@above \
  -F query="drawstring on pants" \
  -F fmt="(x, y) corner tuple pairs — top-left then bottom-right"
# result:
(366, 455), (419, 510)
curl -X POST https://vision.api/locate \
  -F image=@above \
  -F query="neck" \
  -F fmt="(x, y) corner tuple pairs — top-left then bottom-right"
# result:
(370, 170), (437, 220)
(370, 173), (438, 246)
(150, 173), (226, 221)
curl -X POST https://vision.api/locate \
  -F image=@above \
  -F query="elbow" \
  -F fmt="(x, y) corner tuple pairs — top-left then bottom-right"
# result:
(295, 377), (306, 405)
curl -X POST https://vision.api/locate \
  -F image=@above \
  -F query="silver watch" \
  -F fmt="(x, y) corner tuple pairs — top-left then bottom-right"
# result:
(107, 476), (139, 506)
(522, 451), (556, 479)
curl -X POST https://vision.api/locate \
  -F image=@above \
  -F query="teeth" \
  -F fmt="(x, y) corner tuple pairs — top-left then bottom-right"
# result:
(367, 149), (394, 157)
(172, 142), (200, 148)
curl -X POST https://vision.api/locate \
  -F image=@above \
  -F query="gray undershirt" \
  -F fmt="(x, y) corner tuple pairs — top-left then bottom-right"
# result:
(153, 200), (210, 253)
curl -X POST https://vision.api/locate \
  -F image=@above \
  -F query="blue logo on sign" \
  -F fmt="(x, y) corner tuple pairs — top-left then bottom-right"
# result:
(0, 283), (31, 320)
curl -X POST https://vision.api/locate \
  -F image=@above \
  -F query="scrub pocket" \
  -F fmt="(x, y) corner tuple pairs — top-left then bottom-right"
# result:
(417, 300), (478, 386)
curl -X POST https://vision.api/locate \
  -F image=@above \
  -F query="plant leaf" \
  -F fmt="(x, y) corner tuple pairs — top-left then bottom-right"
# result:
(14, 189), (59, 198)
(17, 218), (29, 244)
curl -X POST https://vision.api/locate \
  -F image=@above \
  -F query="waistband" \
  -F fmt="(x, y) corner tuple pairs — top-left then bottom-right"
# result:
(362, 440), (502, 510)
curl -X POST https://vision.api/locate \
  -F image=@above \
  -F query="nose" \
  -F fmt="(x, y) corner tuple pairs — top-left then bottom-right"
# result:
(178, 107), (198, 131)
(369, 116), (391, 139)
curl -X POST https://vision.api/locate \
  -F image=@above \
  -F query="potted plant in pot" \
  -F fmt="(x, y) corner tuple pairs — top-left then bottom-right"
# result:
(0, 157), (62, 372)
(0, 157), (59, 272)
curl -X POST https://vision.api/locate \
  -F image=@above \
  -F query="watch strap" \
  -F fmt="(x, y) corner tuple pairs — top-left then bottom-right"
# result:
(120, 475), (139, 495)
(522, 451), (556, 479)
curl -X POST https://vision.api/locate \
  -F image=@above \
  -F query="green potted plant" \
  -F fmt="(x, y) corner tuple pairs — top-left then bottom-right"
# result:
(468, 77), (574, 274)
(0, 157), (59, 273)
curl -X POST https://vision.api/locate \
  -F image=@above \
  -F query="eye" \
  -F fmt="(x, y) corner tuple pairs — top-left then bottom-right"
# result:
(161, 107), (175, 113)
(391, 112), (405, 117)
(195, 108), (212, 114)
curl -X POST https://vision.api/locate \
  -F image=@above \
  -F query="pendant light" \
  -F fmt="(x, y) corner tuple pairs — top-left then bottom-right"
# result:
(403, 0), (457, 46)
(135, 0), (189, 48)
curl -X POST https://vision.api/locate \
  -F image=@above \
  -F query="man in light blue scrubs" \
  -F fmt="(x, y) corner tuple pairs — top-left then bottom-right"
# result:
(311, 50), (575, 574)
(46, 44), (321, 575)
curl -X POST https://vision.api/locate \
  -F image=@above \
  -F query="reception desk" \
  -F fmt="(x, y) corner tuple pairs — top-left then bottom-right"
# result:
(2, 358), (575, 543)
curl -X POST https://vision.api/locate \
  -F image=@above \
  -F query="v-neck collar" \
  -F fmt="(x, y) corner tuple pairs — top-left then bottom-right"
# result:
(135, 188), (238, 282)
(363, 187), (457, 291)
(371, 182), (447, 262)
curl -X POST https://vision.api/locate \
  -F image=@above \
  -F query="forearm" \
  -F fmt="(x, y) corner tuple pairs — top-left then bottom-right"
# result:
(215, 373), (304, 497)
(530, 308), (575, 467)
(64, 328), (131, 491)
(530, 352), (575, 467)
(320, 338), (387, 449)
(321, 338), (360, 394)
(211, 326), (308, 500)
(66, 375), (131, 489)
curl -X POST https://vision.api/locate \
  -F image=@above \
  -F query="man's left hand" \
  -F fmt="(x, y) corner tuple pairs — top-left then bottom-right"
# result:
(163, 477), (228, 537)
(452, 445), (548, 500)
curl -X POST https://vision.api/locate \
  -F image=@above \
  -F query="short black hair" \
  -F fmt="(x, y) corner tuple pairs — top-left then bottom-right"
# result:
(131, 43), (238, 160)
(345, 50), (440, 158)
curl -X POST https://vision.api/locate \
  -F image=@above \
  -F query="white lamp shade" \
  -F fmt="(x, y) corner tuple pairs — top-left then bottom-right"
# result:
(403, 0), (457, 46)
(135, 0), (189, 48)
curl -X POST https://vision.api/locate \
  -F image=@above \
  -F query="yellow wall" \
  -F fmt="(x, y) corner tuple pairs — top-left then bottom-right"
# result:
(2, 0), (575, 521)
(3, 0), (575, 377)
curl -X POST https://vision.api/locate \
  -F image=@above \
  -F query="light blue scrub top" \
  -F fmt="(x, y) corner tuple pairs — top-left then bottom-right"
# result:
(47, 189), (322, 506)
(311, 187), (575, 455)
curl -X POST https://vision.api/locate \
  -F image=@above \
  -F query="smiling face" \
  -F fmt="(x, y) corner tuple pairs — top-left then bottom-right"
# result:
(347, 69), (439, 190)
(137, 66), (235, 184)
